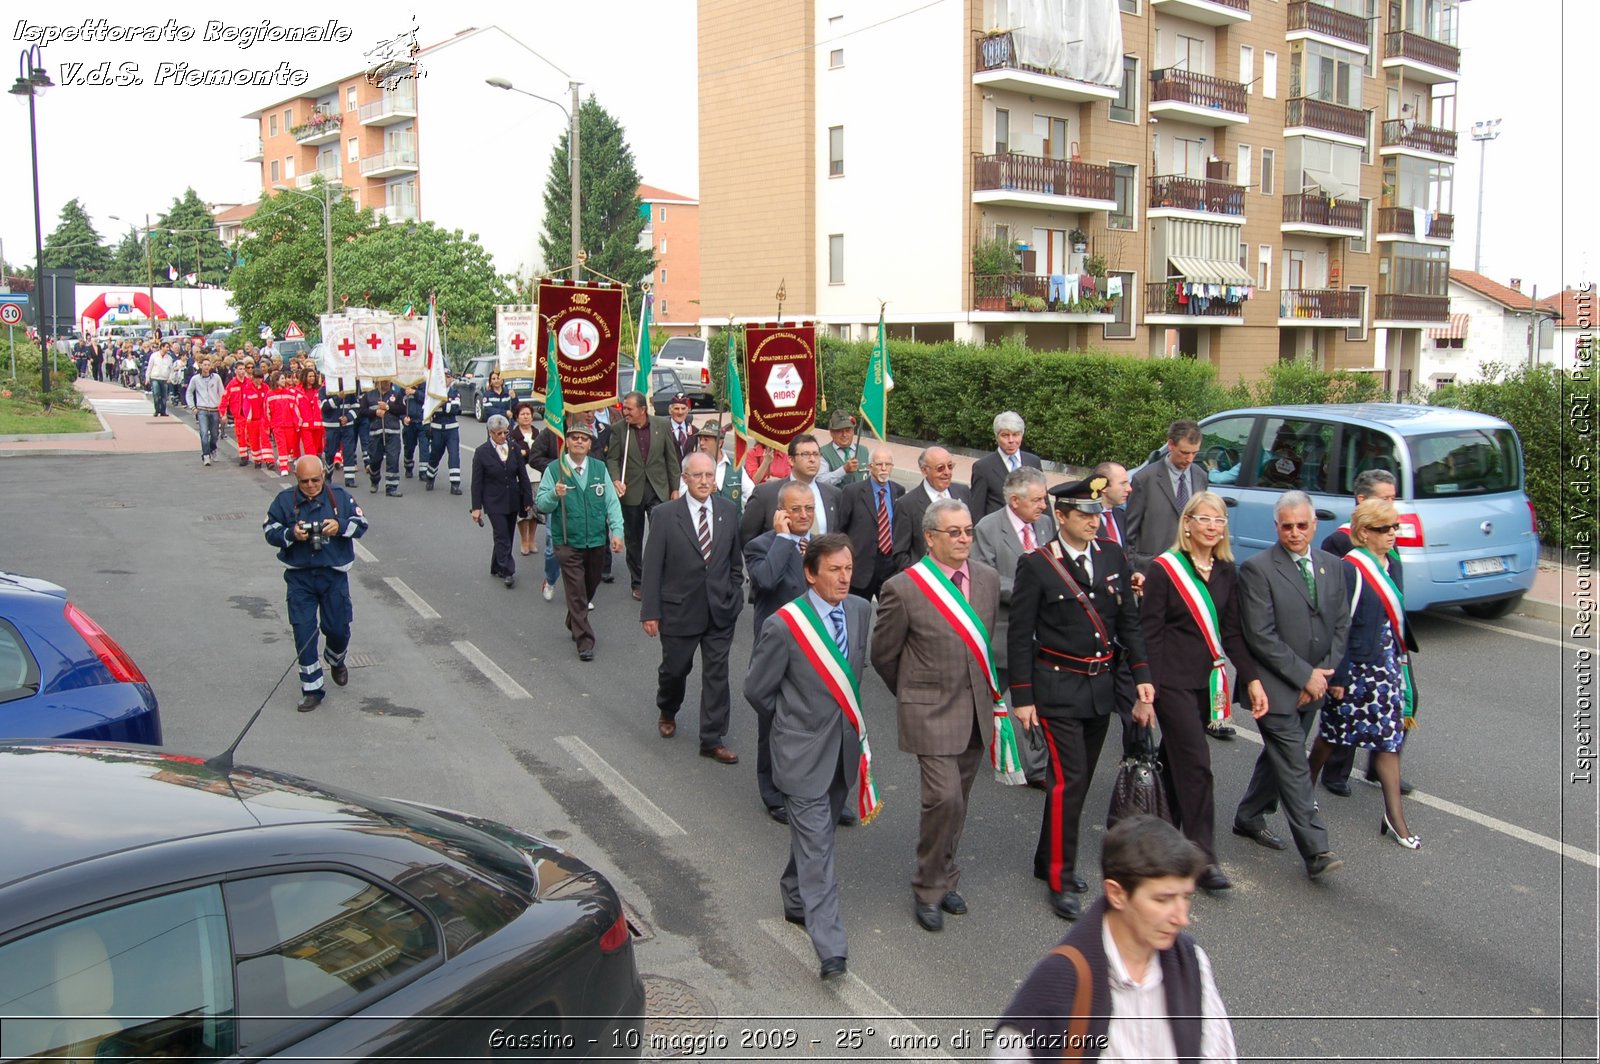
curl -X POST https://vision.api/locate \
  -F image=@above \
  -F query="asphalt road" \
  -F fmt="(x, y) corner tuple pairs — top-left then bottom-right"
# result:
(3, 419), (1596, 1063)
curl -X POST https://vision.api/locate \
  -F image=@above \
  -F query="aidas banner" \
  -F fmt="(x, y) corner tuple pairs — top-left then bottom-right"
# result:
(534, 279), (624, 414)
(495, 305), (538, 379)
(744, 321), (818, 448)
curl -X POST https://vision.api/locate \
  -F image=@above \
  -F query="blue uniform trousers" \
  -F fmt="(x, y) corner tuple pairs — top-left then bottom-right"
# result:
(285, 567), (352, 696)
(422, 424), (461, 486)
(325, 423), (359, 486)
(402, 421), (423, 474)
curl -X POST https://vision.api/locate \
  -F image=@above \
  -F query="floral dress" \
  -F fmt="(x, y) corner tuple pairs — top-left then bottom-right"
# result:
(1320, 619), (1405, 752)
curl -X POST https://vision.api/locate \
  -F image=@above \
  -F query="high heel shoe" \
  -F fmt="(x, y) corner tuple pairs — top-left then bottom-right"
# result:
(1380, 813), (1421, 850)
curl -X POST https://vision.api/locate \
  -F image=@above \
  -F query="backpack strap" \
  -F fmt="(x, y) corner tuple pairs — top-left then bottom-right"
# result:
(1048, 944), (1094, 1062)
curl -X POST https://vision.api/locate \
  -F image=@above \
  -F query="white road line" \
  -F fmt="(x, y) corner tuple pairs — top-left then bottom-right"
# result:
(554, 736), (686, 837)
(452, 640), (532, 700)
(382, 577), (439, 619)
(758, 919), (953, 1060)
(1433, 612), (1584, 652)
(353, 542), (378, 563)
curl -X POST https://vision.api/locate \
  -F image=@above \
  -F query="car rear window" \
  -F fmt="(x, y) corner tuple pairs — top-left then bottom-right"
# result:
(0, 619), (40, 705)
(1409, 428), (1521, 498)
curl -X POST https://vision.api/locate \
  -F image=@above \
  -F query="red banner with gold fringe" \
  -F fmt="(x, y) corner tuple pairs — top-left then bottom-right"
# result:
(534, 279), (624, 414)
(744, 321), (817, 449)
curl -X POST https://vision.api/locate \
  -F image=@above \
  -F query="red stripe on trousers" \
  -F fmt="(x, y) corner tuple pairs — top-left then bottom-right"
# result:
(1041, 723), (1066, 893)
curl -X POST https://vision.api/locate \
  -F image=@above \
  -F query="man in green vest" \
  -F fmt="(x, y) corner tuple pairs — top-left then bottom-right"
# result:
(537, 419), (625, 662)
(818, 409), (866, 487)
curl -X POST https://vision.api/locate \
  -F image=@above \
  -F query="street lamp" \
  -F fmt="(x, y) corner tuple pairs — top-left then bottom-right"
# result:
(1471, 118), (1501, 274)
(486, 76), (582, 281)
(272, 182), (337, 315)
(11, 45), (54, 398)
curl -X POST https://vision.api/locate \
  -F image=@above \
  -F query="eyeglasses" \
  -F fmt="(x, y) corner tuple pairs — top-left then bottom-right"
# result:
(932, 526), (975, 539)
(784, 504), (817, 514)
(683, 471), (717, 479)
(1188, 515), (1228, 527)
(1278, 521), (1312, 531)
(926, 463), (956, 473)
(1369, 523), (1402, 534)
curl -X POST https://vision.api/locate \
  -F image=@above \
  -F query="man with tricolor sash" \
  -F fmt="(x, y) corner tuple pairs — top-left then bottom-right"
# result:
(871, 498), (1005, 934)
(745, 533), (876, 981)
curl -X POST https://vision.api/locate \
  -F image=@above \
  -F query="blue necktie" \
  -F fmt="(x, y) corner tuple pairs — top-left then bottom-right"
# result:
(829, 606), (848, 657)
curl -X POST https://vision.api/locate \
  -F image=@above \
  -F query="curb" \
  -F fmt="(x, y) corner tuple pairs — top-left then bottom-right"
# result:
(1514, 596), (1582, 629)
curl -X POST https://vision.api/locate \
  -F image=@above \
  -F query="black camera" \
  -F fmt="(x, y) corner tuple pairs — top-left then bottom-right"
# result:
(297, 521), (326, 552)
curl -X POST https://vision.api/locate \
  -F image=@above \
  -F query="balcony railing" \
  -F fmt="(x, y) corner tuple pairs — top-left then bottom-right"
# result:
(1285, 96), (1368, 140)
(295, 167), (343, 189)
(973, 154), (1115, 201)
(1384, 30), (1460, 74)
(1150, 68), (1249, 116)
(377, 202), (418, 223)
(360, 145), (419, 177)
(1375, 207), (1454, 240)
(1148, 175), (1246, 217)
(1280, 289), (1363, 319)
(975, 32), (1105, 90)
(1287, 1), (1371, 47)
(1146, 281), (1246, 319)
(359, 91), (417, 124)
(244, 138), (263, 162)
(973, 273), (1117, 313)
(1283, 193), (1364, 230)
(292, 110), (343, 143)
(1381, 119), (1457, 156)
(1376, 293), (1449, 322)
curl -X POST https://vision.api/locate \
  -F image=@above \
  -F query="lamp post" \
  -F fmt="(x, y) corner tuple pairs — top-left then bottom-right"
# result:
(11, 45), (54, 398)
(272, 182), (337, 315)
(486, 76), (582, 281)
(1470, 118), (1501, 274)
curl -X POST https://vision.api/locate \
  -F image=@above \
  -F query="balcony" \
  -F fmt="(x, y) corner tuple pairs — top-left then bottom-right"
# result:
(1146, 281), (1246, 323)
(244, 138), (263, 162)
(972, 154), (1117, 212)
(376, 202), (418, 223)
(359, 90), (417, 126)
(292, 110), (344, 146)
(1147, 175), (1246, 221)
(1279, 288), (1364, 325)
(972, 273), (1117, 321)
(1282, 193), (1364, 236)
(1286, 1), (1371, 48)
(1149, 0), (1251, 27)
(1380, 119), (1456, 158)
(1376, 293), (1449, 324)
(1376, 207), (1454, 243)
(1383, 31), (1460, 84)
(295, 166), (345, 190)
(361, 142), (419, 178)
(1284, 97), (1368, 146)
(1149, 69), (1250, 126)
(973, 32), (1120, 104)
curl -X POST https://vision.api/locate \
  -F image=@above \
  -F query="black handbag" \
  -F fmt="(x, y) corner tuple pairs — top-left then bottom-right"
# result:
(1107, 724), (1174, 829)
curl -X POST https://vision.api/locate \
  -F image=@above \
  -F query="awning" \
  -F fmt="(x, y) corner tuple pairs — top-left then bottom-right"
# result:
(1427, 312), (1470, 340)
(1303, 167), (1358, 201)
(1169, 256), (1256, 286)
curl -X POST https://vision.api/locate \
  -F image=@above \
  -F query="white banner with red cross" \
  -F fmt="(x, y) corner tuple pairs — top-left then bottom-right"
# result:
(352, 317), (397, 379)
(391, 317), (427, 387)
(321, 315), (358, 390)
(496, 305), (538, 379)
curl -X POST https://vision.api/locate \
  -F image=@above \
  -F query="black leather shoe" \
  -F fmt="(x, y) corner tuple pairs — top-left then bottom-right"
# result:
(1399, 777), (1415, 795)
(369, 481), (379, 493)
(820, 956), (847, 980)
(503, 574), (515, 589)
(914, 903), (944, 932)
(1197, 865), (1233, 892)
(601, 573), (615, 583)
(330, 665), (349, 687)
(1206, 722), (1237, 740)
(578, 648), (595, 662)
(767, 805), (790, 825)
(1232, 824), (1288, 851)
(425, 477), (435, 491)
(450, 484), (462, 495)
(405, 468), (413, 478)
(784, 911), (806, 927)
(1068, 874), (1088, 894)
(1305, 852), (1344, 879)
(1323, 779), (1353, 797)
(838, 809), (859, 826)
(296, 693), (323, 713)
(386, 489), (403, 498)
(1051, 890), (1081, 920)
(940, 890), (968, 916)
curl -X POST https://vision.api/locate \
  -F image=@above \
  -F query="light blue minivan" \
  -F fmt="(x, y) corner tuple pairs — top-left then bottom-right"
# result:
(1140, 404), (1539, 617)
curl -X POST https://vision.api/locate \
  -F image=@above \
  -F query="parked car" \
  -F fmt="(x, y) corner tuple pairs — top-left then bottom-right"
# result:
(0, 571), (160, 744)
(457, 354), (539, 421)
(0, 743), (645, 1060)
(95, 324), (147, 345)
(204, 327), (235, 347)
(617, 359), (717, 417)
(653, 336), (711, 390)
(273, 339), (311, 361)
(1135, 404), (1538, 617)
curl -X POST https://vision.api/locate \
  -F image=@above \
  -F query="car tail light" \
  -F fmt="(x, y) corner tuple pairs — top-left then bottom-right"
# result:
(599, 911), (630, 954)
(1394, 513), (1424, 549)
(700, 366), (710, 387)
(63, 602), (148, 684)
(1528, 499), (1539, 534)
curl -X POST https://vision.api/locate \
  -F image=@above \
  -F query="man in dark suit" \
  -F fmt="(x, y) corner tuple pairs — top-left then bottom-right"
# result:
(744, 533), (874, 980)
(743, 481), (817, 821)
(1093, 460), (1131, 550)
(641, 452), (744, 765)
(740, 435), (842, 545)
(665, 393), (698, 462)
(469, 415), (535, 589)
(1009, 477), (1154, 920)
(891, 446), (973, 573)
(968, 410), (1043, 520)
(871, 498), (1001, 932)
(837, 447), (903, 602)
(608, 391), (682, 600)
(1233, 491), (1351, 879)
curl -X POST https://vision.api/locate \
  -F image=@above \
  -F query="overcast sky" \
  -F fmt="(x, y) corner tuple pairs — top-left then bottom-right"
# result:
(2, 0), (1592, 300)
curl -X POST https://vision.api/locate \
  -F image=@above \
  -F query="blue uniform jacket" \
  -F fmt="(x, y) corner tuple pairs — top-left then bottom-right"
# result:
(428, 387), (461, 427)
(264, 485), (369, 571)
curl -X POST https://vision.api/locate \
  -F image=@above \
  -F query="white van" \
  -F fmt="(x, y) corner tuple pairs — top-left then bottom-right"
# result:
(96, 325), (147, 344)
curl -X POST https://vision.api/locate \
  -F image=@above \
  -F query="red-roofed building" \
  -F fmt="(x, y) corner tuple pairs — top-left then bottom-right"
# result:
(1548, 285), (1596, 374)
(1428, 269), (1563, 385)
(638, 185), (700, 335)
(210, 203), (258, 249)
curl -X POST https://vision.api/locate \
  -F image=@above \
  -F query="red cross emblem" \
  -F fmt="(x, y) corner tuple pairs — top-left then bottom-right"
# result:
(337, 337), (356, 357)
(397, 337), (417, 358)
(510, 333), (526, 351)
(365, 333), (383, 350)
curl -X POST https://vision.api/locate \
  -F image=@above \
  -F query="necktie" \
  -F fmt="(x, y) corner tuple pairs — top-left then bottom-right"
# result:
(876, 488), (893, 554)
(1008, 452), (1019, 472)
(1175, 471), (1190, 510)
(697, 504), (713, 562)
(1299, 556), (1316, 598)
(1074, 552), (1092, 584)
(1021, 522), (1036, 552)
(951, 569), (967, 597)
(571, 464), (584, 480)
(797, 535), (809, 557)
(829, 606), (848, 657)
(1103, 511), (1121, 545)
(496, 444), (507, 462)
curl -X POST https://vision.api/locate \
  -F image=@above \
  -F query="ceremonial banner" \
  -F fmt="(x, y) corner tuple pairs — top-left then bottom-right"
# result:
(352, 317), (397, 379)
(391, 316), (427, 386)
(534, 279), (624, 414)
(421, 297), (449, 420)
(496, 306), (538, 379)
(743, 321), (817, 449)
(322, 315), (357, 383)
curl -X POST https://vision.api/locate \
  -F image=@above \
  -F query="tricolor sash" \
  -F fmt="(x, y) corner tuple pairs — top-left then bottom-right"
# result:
(1344, 548), (1416, 723)
(1153, 550), (1231, 722)
(903, 558), (1026, 784)
(776, 598), (882, 822)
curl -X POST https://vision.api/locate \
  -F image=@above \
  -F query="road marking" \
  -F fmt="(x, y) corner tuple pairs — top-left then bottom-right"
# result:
(382, 577), (439, 618)
(554, 736), (686, 837)
(1432, 612), (1583, 652)
(452, 640), (531, 700)
(354, 542), (378, 563)
(758, 919), (952, 1059)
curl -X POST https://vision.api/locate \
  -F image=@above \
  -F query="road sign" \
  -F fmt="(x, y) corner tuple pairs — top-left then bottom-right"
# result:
(0, 304), (21, 325)
(117, 303), (131, 315)
(284, 320), (304, 340)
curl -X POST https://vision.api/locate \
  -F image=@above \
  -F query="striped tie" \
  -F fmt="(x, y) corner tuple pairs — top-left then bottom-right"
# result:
(1021, 522), (1036, 552)
(876, 488), (893, 554)
(1175, 471), (1190, 510)
(830, 606), (849, 657)
(697, 504), (713, 562)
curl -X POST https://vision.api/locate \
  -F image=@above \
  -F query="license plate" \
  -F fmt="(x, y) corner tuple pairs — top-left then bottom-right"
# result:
(1462, 557), (1506, 577)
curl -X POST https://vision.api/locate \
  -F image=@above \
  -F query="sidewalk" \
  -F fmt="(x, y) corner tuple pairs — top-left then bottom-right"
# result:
(0, 378), (196, 456)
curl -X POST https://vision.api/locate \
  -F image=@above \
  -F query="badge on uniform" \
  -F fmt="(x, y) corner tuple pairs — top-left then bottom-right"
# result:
(592, 484), (605, 497)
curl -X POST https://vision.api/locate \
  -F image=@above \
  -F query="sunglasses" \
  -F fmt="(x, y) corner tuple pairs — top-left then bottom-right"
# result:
(1368, 523), (1402, 534)
(932, 526), (976, 539)
(1278, 521), (1312, 531)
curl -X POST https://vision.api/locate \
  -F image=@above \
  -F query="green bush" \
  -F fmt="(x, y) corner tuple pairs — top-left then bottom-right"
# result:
(2, 332), (77, 392)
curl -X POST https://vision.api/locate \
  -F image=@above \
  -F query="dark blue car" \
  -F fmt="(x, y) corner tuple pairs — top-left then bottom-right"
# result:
(0, 572), (161, 744)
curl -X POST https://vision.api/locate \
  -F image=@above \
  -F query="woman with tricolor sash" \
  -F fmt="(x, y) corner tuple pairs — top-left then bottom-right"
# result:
(1141, 491), (1267, 892)
(1309, 498), (1421, 849)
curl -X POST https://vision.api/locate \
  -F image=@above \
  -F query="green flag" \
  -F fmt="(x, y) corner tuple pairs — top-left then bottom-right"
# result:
(726, 329), (746, 463)
(860, 309), (892, 440)
(543, 328), (564, 434)
(632, 294), (653, 395)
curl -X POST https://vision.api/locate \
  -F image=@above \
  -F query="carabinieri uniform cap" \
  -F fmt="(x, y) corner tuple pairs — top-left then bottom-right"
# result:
(1049, 476), (1110, 513)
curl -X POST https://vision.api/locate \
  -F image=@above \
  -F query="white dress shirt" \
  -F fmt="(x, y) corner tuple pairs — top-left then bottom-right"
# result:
(922, 480), (950, 504)
(688, 497), (714, 547)
(999, 447), (1022, 472)
(801, 478), (828, 533)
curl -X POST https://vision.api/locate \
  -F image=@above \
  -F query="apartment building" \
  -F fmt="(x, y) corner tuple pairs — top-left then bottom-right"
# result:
(638, 185), (702, 334)
(699, 0), (1461, 388)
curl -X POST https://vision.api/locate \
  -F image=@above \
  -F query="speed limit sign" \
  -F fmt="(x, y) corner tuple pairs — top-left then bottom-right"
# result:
(0, 304), (21, 326)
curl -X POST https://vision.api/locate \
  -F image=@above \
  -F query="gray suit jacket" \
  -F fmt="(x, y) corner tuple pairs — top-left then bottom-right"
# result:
(891, 481), (974, 573)
(745, 594), (873, 798)
(743, 530), (809, 638)
(1238, 544), (1352, 715)
(739, 476), (843, 545)
(971, 506), (1057, 670)
(606, 415), (682, 505)
(639, 495), (744, 635)
(1125, 460), (1209, 572)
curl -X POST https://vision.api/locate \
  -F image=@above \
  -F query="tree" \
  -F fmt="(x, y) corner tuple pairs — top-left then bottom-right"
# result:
(102, 226), (148, 285)
(41, 198), (111, 279)
(229, 184), (373, 335)
(539, 95), (654, 287)
(336, 220), (511, 331)
(153, 188), (232, 285)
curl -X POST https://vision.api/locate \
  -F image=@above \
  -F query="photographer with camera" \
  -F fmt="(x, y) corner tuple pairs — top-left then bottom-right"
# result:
(263, 455), (370, 712)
